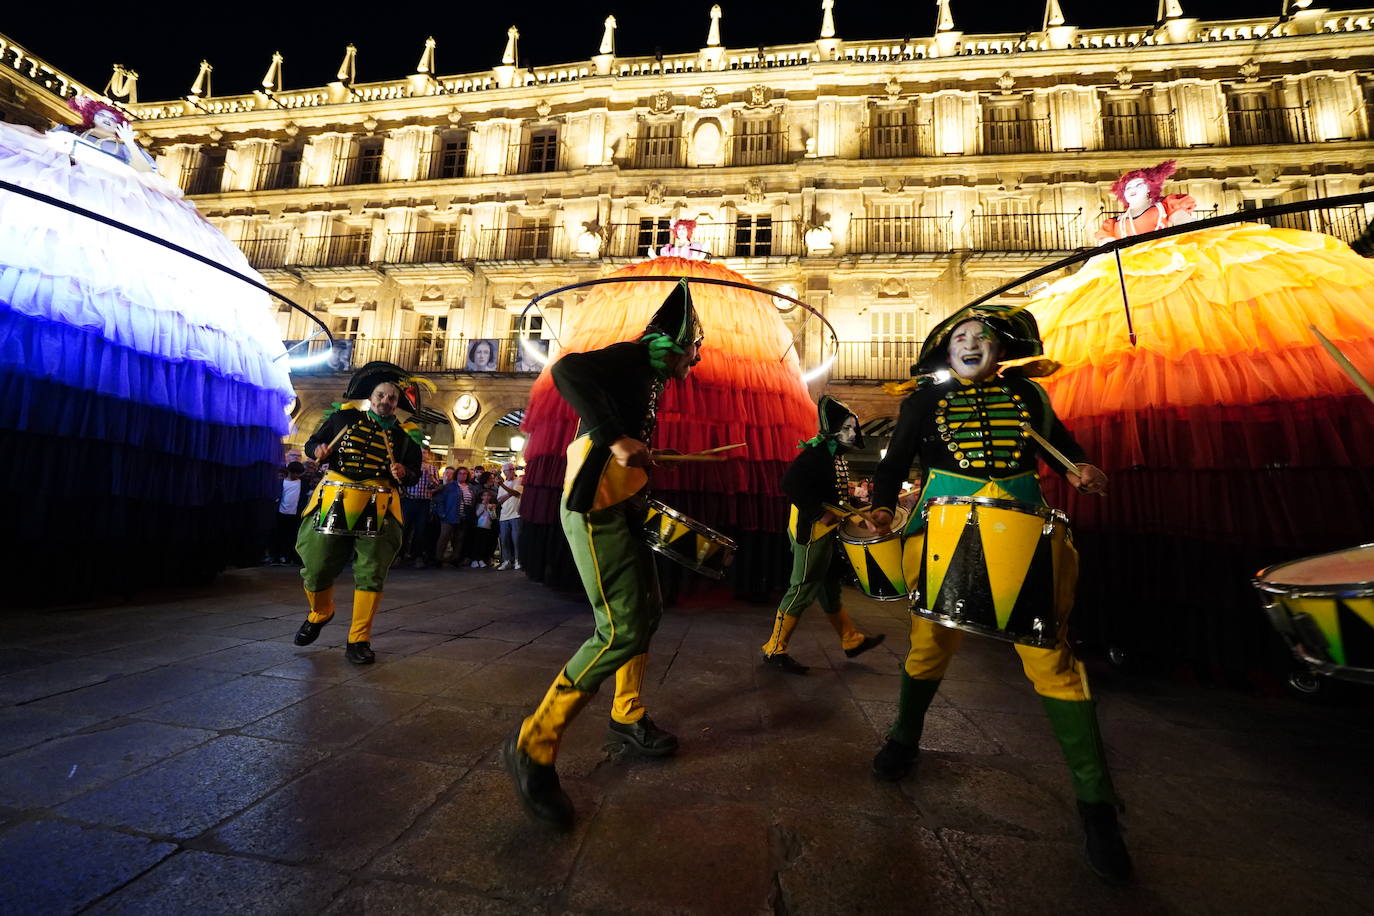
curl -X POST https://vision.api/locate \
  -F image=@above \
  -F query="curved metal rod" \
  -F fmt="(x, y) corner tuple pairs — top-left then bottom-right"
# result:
(962, 189), (1374, 315)
(520, 274), (839, 369)
(0, 179), (334, 352)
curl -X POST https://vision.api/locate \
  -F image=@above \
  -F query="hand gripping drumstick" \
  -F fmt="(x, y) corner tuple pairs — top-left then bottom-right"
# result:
(1020, 422), (1080, 476)
(317, 424), (353, 462)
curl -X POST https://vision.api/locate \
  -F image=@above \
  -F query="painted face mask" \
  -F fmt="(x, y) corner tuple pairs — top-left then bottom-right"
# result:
(835, 416), (859, 448)
(946, 319), (1002, 381)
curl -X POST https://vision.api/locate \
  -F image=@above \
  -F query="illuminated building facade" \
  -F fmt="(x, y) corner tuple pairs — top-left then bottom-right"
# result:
(6, 2), (1374, 459)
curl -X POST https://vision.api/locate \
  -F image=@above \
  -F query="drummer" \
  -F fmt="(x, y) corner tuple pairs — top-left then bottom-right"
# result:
(504, 281), (702, 829)
(868, 308), (1131, 884)
(292, 361), (424, 665)
(760, 396), (886, 673)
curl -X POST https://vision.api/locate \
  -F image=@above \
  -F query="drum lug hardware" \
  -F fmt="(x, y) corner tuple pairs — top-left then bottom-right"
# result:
(1042, 520), (1055, 536)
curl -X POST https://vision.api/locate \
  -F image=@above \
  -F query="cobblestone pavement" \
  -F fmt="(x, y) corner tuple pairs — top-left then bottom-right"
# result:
(2, 566), (1372, 915)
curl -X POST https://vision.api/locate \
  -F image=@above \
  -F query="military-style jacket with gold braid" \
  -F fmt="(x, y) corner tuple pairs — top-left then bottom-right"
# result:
(782, 445), (851, 545)
(872, 376), (1087, 515)
(304, 409), (422, 487)
(553, 341), (665, 514)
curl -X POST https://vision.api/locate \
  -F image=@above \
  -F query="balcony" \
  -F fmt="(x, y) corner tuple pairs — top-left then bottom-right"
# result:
(861, 123), (935, 159)
(478, 225), (567, 260)
(1101, 112), (1178, 151)
(294, 336), (552, 375)
(383, 228), (465, 263)
(239, 236), (290, 269)
(419, 146), (469, 181)
(967, 211), (1082, 251)
(848, 216), (952, 254)
(623, 135), (687, 169)
(604, 220), (801, 258)
(981, 117), (1052, 155)
(327, 152), (385, 186)
(509, 138), (567, 174)
(1227, 106), (1311, 145)
(728, 131), (789, 167)
(179, 162), (227, 196)
(299, 233), (371, 267)
(833, 340), (923, 382)
(255, 159), (301, 191)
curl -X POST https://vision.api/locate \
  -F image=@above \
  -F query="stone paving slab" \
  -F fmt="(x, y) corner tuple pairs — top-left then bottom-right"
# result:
(1, 565), (1371, 915)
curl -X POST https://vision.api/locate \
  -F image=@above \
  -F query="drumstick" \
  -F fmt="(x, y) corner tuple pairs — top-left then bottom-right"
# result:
(317, 424), (352, 461)
(1311, 324), (1374, 406)
(697, 442), (747, 455)
(1021, 423), (1080, 476)
(652, 453), (728, 463)
(381, 424), (400, 484)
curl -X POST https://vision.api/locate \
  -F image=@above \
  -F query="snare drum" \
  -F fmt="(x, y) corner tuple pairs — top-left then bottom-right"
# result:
(641, 500), (738, 580)
(313, 479), (397, 537)
(909, 496), (1075, 648)
(838, 506), (911, 601)
(1253, 544), (1374, 685)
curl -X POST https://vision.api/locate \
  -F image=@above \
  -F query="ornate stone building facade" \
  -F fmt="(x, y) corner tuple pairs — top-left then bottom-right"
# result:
(8, 2), (1374, 460)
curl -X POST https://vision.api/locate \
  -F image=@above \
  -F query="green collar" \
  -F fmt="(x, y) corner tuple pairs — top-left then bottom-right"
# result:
(367, 409), (397, 429)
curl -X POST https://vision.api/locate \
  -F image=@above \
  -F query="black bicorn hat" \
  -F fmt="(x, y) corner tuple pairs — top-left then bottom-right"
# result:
(344, 361), (420, 413)
(645, 279), (704, 350)
(915, 305), (1045, 375)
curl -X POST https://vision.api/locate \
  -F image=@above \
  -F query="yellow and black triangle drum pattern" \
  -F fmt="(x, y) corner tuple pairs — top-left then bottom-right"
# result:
(641, 499), (738, 580)
(910, 496), (1073, 648)
(838, 507), (910, 601)
(314, 480), (396, 538)
(1253, 544), (1374, 684)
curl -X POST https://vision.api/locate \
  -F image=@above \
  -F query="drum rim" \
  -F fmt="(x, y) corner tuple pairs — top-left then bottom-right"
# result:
(320, 480), (394, 493)
(923, 495), (1069, 527)
(910, 604), (1060, 649)
(645, 499), (739, 550)
(641, 540), (729, 579)
(837, 506), (909, 546)
(1253, 542), (1374, 598)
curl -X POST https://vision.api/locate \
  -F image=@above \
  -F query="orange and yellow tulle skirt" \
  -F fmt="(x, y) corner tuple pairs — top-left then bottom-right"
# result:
(520, 257), (818, 593)
(1027, 223), (1374, 675)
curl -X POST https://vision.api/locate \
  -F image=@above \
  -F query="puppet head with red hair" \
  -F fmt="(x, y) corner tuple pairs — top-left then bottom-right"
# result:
(670, 218), (697, 241)
(66, 96), (129, 132)
(1110, 159), (1178, 206)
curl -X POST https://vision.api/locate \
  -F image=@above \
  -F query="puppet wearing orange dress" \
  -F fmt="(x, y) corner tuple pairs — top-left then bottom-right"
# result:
(518, 224), (818, 594)
(1026, 160), (1374, 678)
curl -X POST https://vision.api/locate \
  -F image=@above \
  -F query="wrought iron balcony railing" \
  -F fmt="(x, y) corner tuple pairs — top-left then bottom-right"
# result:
(326, 152), (386, 186)
(179, 162), (228, 195)
(240, 236), (290, 269)
(861, 123), (935, 159)
(848, 215), (953, 254)
(967, 211), (1083, 251)
(623, 135), (687, 169)
(833, 340), (924, 382)
(383, 228), (465, 263)
(605, 220), (801, 258)
(299, 233), (371, 267)
(508, 139), (567, 174)
(255, 159), (302, 191)
(289, 336), (555, 375)
(1227, 106), (1311, 146)
(1101, 112), (1178, 151)
(478, 225), (568, 260)
(728, 131), (789, 166)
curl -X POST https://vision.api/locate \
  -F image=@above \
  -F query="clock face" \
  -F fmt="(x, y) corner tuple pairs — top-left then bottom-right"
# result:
(454, 394), (480, 422)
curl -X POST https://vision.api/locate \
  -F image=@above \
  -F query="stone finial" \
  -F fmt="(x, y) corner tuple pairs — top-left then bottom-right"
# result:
(261, 51), (284, 92)
(1043, 0), (1065, 29)
(416, 37), (436, 75)
(1158, 0), (1184, 20)
(104, 64), (138, 103)
(600, 16), (617, 55)
(337, 44), (357, 83)
(936, 0), (955, 33)
(820, 0), (836, 39)
(189, 60), (213, 99)
(502, 26), (520, 66)
(707, 5), (723, 47)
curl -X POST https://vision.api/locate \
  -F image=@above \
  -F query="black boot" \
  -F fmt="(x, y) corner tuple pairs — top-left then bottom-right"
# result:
(872, 738), (919, 781)
(608, 714), (679, 756)
(503, 733), (574, 829)
(294, 618), (329, 646)
(844, 633), (887, 658)
(762, 652), (810, 675)
(1078, 800), (1132, 884)
(344, 641), (375, 665)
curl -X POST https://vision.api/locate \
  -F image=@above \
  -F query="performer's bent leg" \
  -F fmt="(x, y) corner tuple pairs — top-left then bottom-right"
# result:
(820, 560), (885, 658)
(612, 653), (649, 724)
(762, 538), (830, 665)
(294, 518), (355, 646)
(1015, 645), (1118, 805)
(518, 669), (595, 766)
(875, 617), (960, 780)
(335, 519), (402, 664)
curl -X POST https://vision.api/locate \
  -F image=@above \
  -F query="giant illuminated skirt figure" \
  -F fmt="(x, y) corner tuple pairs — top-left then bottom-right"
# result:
(1027, 161), (1374, 677)
(519, 255), (818, 594)
(0, 110), (294, 602)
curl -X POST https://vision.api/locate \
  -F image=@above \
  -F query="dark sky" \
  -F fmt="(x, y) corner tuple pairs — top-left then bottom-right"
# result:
(8, 1), (1367, 102)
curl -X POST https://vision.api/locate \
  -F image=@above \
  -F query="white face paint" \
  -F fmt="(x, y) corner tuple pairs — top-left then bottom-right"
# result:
(1123, 177), (1151, 210)
(835, 415), (859, 448)
(946, 319), (1002, 381)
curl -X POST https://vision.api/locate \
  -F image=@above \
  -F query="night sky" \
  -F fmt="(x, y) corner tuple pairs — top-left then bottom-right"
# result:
(7, 1), (1369, 103)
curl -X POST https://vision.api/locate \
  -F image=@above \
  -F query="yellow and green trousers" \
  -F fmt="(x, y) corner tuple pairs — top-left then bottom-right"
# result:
(762, 530), (871, 657)
(517, 499), (662, 766)
(890, 617), (1118, 805)
(295, 514), (402, 643)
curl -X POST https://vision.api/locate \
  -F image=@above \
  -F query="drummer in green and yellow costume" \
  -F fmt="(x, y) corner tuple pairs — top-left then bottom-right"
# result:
(504, 281), (702, 829)
(869, 308), (1131, 884)
(760, 396), (885, 674)
(292, 361), (424, 665)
